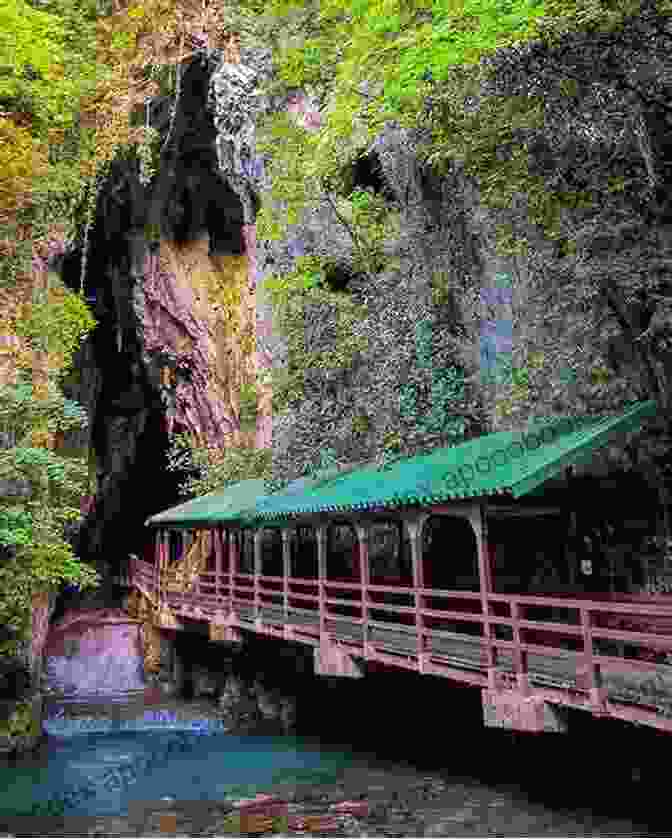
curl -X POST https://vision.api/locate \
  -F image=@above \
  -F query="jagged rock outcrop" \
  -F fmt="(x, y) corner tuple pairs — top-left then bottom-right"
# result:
(258, 21), (672, 506)
(56, 46), (276, 581)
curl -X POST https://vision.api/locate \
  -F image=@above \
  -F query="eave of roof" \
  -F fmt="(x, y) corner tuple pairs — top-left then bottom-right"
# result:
(144, 400), (657, 529)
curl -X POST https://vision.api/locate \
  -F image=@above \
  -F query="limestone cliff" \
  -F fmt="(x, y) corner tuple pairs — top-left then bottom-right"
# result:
(55, 45), (275, 581)
(52, 14), (672, 583)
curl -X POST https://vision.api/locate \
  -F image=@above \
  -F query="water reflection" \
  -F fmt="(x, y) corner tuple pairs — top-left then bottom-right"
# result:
(0, 728), (348, 818)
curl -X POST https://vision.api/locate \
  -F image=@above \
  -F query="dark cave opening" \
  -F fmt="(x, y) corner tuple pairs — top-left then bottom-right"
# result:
(321, 262), (355, 294)
(46, 50), (255, 627)
(349, 150), (396, 204)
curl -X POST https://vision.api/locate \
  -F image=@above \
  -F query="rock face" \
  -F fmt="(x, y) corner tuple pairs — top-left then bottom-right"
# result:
(43, 609), (146, 700)
(173, 634), (303, 733)
(0, 694), (43, 757)
(191, 662), (226, 698)
(214, 672), (297, 733)
(56, 46), (275, 582)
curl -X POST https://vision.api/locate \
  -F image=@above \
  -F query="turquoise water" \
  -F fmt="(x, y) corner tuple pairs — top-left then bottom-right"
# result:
(0, 729), (351, 818)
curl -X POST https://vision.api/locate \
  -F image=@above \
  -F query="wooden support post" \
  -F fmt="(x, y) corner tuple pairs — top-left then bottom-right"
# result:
(354, 523), (371, 657)
(580, 606), (607, 712)
(281, 529), (292, 622)
(316, 525), (327, 640)
(155, 530), (164, 603)
(510, 600), (529, 694)
(214, 526), (223, 601)
(254, 530), (263, 626)
(564, 466), (578, 587)
(229, 528), (238, 620)
(163, 530), (171, 601)
(469, 503), (498, 689)
(405, 514), (429, 673)
(192, 530), (201, 600)
(154, 531), (160, 598)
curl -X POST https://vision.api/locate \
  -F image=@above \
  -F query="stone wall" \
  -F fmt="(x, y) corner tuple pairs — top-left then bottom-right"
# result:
(144, 629), (181, 698)
(43, 609), (145, 700)
(30, 591), (58, 687)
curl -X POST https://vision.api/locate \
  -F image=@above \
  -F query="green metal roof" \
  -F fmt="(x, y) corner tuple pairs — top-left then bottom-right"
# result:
(243, 400), (658, 524)
(145, 478), (271, 528)
(144, 466), (362, 529)
(145, 400), (657, 529)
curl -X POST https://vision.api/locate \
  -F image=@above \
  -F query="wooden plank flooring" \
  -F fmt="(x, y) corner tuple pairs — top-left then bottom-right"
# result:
(157, 590), (672, 716)
(220, 604), (672, 713)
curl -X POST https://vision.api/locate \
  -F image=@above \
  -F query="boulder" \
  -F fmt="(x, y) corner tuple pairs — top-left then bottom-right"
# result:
(0, 694), (43, 757)
(191, 664), (222, 698)
(250, 680), (297, 732)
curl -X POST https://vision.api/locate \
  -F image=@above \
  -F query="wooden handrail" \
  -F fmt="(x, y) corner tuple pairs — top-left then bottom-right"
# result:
(131, 558), (672, 707)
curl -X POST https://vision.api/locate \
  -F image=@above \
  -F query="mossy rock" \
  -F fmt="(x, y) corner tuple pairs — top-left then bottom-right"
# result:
(0, 695), (42, 755)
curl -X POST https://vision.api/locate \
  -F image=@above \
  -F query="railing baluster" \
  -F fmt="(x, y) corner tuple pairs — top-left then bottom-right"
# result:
(282, 530), (291, 623)
(581, 606), (607, 711)
(316, 527), (327, 640)
(154, 530), (162, 603)
(253, 532), (262, 624)
(405, 516), (427, 672)
(511, 600), (528, 693)
(355, 525), (370, 654)
(130, 539), (672, 724)
(229, 530), (236, 619)
(193, 532), (201, 599)
(213, 526), (223, 602)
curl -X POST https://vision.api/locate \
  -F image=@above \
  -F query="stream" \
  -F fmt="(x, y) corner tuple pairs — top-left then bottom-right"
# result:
(1, 613), (668, 836)
(0, 693), (668, 837)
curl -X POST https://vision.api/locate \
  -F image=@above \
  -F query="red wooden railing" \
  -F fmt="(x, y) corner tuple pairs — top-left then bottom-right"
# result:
(129, 554), (672, 710)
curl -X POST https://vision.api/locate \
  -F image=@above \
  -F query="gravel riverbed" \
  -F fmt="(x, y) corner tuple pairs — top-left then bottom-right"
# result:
(0, 698), (666, 837)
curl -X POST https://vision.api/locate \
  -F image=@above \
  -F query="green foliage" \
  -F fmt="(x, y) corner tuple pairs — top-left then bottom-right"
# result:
(137, 125), (161, 187)
(0, 507), (32, 547)
(263, 256), (326, 302)
(0, 697), (39, 738)
(422, 367), (467, 436)
(14, 284), (97, 374)
(0, 0), (97, 135)
(511, 367), (529, 388)
(431, 270), (452, 306)
(255, 112), (324, 241)
(304, 445), (337, 481)
(0, 374), (88, 445)
(0, 374), (100, 658)
(0, 0), (99, 245)
(341, 188), (400, 277)
(239, 382), (258, 429)
(351, 412), (371, 435)
(414, 319), (433, 370)
(264, 256), (368, 413)
(397, 317), (468, 440)
(166, 432), (273, 499)
(254, 0), (667, 263)
(399, 365), (468, 438)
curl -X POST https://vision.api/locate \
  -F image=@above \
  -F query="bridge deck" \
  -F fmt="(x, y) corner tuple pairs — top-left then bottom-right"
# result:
(128, 558), (672, 732)
(224, 603), (672, 713)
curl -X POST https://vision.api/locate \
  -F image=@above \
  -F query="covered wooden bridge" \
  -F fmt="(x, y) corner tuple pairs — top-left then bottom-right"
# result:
(128, 400), (672, 734)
